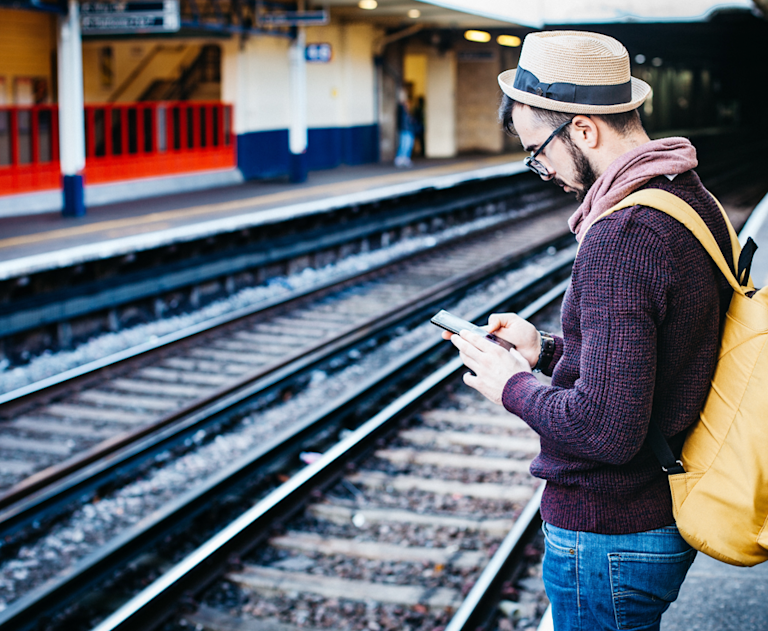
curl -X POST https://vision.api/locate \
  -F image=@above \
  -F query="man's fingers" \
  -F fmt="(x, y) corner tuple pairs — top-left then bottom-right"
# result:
(458, 350), (481, 375)
(460, 329), (498, 351)
(462, 371), (478, 388)
(452, 333), (489, 366)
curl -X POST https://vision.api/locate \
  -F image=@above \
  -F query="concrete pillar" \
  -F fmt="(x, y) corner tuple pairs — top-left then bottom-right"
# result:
(221, 38), (245, 135)
(289, 28), (308, 183)
(57, 0), (86, 217)
(425, 50), (456, 158)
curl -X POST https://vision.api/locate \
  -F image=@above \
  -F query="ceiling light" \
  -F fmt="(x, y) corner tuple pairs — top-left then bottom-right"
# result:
(464, 30), (491, 43)
(408, 9), (421, 18)
(358, 0), (377, 9)
(497, 34), (521, 47)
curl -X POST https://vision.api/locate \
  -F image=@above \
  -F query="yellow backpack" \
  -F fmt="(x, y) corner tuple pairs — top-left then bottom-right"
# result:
(600, 188), (767, 566)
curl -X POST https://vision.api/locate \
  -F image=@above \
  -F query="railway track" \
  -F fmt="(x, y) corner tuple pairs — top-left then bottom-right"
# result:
(0, 196), (574, 515)
(182, 396), (546, 631)
(86, 278), (570, 631)
(0, 205), (576, 631)
(0, 156), (760, 502)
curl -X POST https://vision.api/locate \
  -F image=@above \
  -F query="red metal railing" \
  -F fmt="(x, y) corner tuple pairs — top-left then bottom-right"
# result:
(0, 105), (61, 195)
(0, 102), (236, 196)
(84, 101), (235, 184)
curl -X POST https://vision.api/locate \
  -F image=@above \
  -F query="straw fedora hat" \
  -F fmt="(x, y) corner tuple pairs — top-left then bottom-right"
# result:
(498, 31), (651, 115)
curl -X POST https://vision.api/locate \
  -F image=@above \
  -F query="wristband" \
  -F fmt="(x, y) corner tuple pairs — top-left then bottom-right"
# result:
(534, 331), (556, 373)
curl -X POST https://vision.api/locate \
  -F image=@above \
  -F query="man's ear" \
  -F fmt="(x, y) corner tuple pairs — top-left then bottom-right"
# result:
(571, 115), (599, 149)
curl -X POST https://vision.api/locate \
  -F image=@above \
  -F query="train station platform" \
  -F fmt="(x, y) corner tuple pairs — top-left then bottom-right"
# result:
(661, 552), (768, 630)
(0, 153), (527, 281)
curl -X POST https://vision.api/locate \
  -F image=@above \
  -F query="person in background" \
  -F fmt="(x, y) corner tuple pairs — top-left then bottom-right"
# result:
(395, 87), (415, 168)
(442, 30), (733, 631)
(412, 96), (425, 157)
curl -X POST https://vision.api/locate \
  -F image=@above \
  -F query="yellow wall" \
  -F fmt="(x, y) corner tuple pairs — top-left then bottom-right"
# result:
(0, 8), (56, 105)
(404, 54), (427, 100)
(0, 9), (376, 135)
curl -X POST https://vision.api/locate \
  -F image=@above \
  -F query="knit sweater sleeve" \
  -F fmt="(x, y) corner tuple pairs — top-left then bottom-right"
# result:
(502, 214), (672, 465)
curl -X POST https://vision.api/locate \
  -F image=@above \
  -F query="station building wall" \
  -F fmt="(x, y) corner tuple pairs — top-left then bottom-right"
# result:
(455, 49), (505, 154)
(0, 9), (56, 105)
(225, 21), (381, 181)
(425, 50), (457, 158)
(402, 43), (514, 159)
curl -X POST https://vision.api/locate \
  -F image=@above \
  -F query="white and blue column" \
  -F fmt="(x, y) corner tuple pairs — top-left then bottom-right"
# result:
(57, 0), (86, 217)
(289, 26), (308, 183)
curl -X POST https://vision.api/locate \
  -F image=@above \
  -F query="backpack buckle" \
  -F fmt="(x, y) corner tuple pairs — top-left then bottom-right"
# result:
(662, 460), (685, 475)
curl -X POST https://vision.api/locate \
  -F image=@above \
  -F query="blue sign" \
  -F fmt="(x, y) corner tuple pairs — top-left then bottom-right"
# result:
(306, 43), (333, 63)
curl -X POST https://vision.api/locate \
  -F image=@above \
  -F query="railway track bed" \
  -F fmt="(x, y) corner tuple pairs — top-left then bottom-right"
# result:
(179, 390), (545, 631)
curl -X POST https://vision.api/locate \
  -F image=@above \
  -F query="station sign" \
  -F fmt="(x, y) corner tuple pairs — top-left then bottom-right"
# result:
(306, 43), (332, 63)
(81, 1), (180, 34)
(257, 9), (329, 27)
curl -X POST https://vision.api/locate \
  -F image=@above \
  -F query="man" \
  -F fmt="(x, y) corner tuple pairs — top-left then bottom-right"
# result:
(444, 31), (734, 630)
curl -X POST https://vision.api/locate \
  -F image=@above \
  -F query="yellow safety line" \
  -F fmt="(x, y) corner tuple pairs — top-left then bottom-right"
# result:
(0, 155), (521, 251)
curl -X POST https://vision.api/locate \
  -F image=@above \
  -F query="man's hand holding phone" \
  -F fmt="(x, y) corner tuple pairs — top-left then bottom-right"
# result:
(432, 310), (536, 405)
(485, 313), (541, 369)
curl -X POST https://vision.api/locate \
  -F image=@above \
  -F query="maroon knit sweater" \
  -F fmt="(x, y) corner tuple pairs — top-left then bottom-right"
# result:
(502, 171), (734, 534)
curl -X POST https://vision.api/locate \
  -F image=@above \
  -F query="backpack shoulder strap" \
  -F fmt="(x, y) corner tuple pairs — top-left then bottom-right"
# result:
(599, 188), (746, 295)
(709, 195), (742, 275)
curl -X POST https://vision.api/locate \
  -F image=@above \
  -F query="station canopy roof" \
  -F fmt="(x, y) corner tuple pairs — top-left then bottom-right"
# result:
(326, 0), (513, 27)
(326, 0), (759, 27)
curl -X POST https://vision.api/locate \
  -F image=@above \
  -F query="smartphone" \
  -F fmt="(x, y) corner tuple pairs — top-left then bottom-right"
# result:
(431, 309), (514, 350)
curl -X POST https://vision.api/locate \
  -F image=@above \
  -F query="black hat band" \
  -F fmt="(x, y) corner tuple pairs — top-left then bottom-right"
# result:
(513, 67), (632, 106)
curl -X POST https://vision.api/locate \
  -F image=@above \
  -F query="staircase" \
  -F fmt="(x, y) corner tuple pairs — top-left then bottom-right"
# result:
(140, 45), (221, 102)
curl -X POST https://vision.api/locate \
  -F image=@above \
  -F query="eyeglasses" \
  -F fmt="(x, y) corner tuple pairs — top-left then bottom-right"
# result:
(524, 119), (574, 180)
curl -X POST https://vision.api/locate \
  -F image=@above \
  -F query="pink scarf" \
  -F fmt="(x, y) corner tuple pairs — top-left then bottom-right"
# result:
(568, 137), (699, 242)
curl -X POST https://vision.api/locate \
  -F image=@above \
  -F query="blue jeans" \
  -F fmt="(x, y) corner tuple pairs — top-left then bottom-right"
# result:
(542, 522), (696, 631)
(396, 130), (414, 162)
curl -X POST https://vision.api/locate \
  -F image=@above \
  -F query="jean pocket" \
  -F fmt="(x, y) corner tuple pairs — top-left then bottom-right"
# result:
(609, 548), (696, 630)
(542, 522), (577, 553)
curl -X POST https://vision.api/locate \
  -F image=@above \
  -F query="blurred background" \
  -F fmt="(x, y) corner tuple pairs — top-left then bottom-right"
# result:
(1, 0), (767, 217)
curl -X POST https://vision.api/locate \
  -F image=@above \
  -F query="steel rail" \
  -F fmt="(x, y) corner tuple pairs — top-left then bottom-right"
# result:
(0, 262), (572, 631)
(0, 207), (571, 520)
(82, 278), (571, 631)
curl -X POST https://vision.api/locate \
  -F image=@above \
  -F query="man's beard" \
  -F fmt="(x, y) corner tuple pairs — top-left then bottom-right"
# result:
(556, 141), (597, 202)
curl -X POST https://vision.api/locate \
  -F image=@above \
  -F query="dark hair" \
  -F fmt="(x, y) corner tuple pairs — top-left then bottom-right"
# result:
(498, 93), (643, 138)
